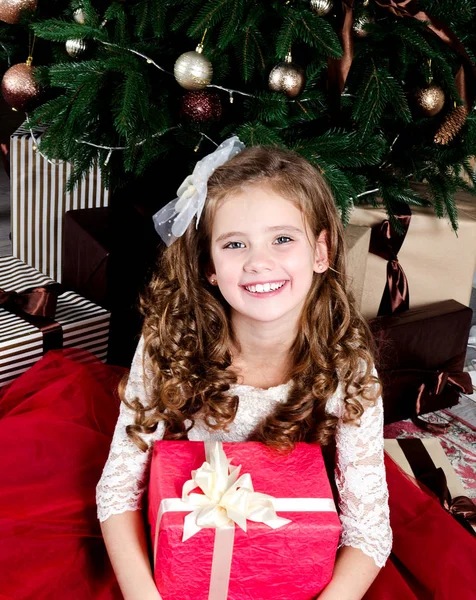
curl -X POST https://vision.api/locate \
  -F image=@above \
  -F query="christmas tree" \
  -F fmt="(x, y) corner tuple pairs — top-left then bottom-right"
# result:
(1, 0), (476, 227)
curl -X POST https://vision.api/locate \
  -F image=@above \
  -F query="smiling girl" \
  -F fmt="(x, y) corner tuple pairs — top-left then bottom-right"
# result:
(97, 140), (392, 599)
(1, 140), (475, 600)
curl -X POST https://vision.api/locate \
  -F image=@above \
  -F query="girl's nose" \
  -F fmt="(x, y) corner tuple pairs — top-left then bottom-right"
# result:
(243, 246), (276, 273)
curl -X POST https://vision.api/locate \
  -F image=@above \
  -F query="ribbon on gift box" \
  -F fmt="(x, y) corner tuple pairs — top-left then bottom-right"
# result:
(397, 438), (476, 536)
(384, 360), (472, 433)
(0, 284), (63, 352)
(369, 204), (412, 317)
(153, 441), (337, 600)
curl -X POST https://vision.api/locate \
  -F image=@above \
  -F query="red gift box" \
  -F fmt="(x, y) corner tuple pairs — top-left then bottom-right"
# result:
(148, 441), (341, 600)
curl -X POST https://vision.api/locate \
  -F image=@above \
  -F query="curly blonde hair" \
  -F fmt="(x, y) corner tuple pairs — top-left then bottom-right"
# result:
(124, 145), (380, 452)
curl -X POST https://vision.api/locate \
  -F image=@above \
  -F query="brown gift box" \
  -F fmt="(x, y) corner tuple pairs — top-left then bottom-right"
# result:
(350, 187), (476, 319)
(62, 206), (159, 367)
(369, 299), (473, 424)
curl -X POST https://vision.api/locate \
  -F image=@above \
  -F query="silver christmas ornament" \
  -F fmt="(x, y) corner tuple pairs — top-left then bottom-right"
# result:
(310, 0), (333, 16)
(174, 44), (213, 91)
(73, 8), (86, 24)
(66, 39), (87, 58)
(353, 12), (374, 37)
(268, 52), (306, 98)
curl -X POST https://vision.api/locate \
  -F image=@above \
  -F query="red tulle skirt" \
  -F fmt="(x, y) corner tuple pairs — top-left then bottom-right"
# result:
(0, 351), (475, 600)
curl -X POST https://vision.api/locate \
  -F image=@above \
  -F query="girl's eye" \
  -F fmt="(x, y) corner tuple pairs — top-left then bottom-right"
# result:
(224, 241), (245, 249)
(274, 236), (293, 245)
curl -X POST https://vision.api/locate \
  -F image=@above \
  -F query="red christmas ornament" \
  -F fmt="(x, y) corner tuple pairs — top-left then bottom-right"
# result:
(0, 0), (37, 25)
(1, 61), (40, 111)
(180, 90), (222, 123)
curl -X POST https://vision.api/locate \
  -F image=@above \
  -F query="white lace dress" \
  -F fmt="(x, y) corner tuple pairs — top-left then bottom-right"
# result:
(96, 337), (393, 568)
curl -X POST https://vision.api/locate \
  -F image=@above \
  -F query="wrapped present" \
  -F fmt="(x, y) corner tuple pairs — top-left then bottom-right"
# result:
(384, 438), (476, 534)
(370, 299), (473, 425)
(148, 441), (341, 600)
(61, 206), (159, 366)
(343, 224), (371, 307)
(0, 255), (110, 387)
(62, 207), (112, 309)
(350, 187), (476, 319)
(10, 123), (109, 282)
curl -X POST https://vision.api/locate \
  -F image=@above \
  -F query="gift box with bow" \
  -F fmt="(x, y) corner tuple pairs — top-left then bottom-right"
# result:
(148, 440), (341, 600)
(369, 299), (473, 425)
(350, 187), (476, 319)
(0, 255), (110, 387)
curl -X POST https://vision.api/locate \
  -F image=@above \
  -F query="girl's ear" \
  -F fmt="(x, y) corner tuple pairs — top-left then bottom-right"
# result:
(204, 263), (217, 285)
(313, 230), (330, 274)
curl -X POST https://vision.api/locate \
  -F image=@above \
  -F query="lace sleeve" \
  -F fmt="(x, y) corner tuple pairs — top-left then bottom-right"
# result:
(327, 367), (392, 568)
(96, 336), (164, 522)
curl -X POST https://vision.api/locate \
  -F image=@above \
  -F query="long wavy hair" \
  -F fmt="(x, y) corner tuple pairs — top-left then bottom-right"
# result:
(124, 145), (380, 452)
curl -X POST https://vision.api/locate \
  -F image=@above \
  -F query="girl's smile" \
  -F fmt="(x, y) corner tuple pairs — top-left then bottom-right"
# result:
(241, 279), (289, 297)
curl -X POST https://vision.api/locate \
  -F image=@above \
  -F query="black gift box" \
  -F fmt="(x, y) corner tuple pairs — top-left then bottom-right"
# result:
(62, 205), (159, 367)
(369, 299), (473, 425)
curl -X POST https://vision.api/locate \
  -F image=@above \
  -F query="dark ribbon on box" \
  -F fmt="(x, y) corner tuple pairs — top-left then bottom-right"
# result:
(414, 364), (472, 433)
(0, 284), (63, 353)
(369, 204), (411, 316)
(388, 358), (472, 433)
(397, 438), (476, 536)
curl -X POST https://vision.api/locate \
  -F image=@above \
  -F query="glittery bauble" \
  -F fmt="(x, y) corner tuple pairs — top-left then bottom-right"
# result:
(268, 56), (305, 98)
(0, 0), (37, 24)
(73, 8), (86, 24)
(66, 39), (87, 58)
(1, 63), (40, 111)
(353, 13), (374, 37)
(180, 90), (222, 123)
(310, 0), (333, 16)
(414, 84), (445, 117)
(174, 46), (213, 91)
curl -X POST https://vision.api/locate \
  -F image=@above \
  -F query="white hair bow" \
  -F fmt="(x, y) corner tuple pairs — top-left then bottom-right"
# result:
(153, 136), (245, 246)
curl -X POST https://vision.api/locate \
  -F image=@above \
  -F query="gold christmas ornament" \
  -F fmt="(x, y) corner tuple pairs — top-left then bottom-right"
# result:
(434, 105), (468, 145)
(0, 0), (37, 24)
(414, 84), (445, 117)
(310, 0), (333, 16)
(66, 38), (87, 58)
(1, 59), (40, 110)
(353, 12), (374, 37)
(73, 8), (86, 24)
(268, 52), (306, 98)
(174, 44), (213, 91)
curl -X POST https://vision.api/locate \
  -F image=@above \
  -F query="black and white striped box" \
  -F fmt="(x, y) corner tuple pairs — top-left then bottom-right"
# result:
(10, 123), (109, 282)
(0, 256), (110, 387)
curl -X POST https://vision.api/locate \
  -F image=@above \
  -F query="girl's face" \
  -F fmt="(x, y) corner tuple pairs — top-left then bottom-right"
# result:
(208, 184), (329, 327)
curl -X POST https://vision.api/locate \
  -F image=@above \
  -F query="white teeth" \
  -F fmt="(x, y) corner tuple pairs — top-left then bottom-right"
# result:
(245, 281), (286, 293)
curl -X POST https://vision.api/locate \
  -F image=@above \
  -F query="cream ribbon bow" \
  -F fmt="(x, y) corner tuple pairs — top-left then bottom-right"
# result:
(180, 442), (291, 541)
(152, 136), (244, 246)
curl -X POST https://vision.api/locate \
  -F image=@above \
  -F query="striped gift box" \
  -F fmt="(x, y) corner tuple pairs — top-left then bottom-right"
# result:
(0, 256), (110, 388)
(10, 123), (109, 282)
